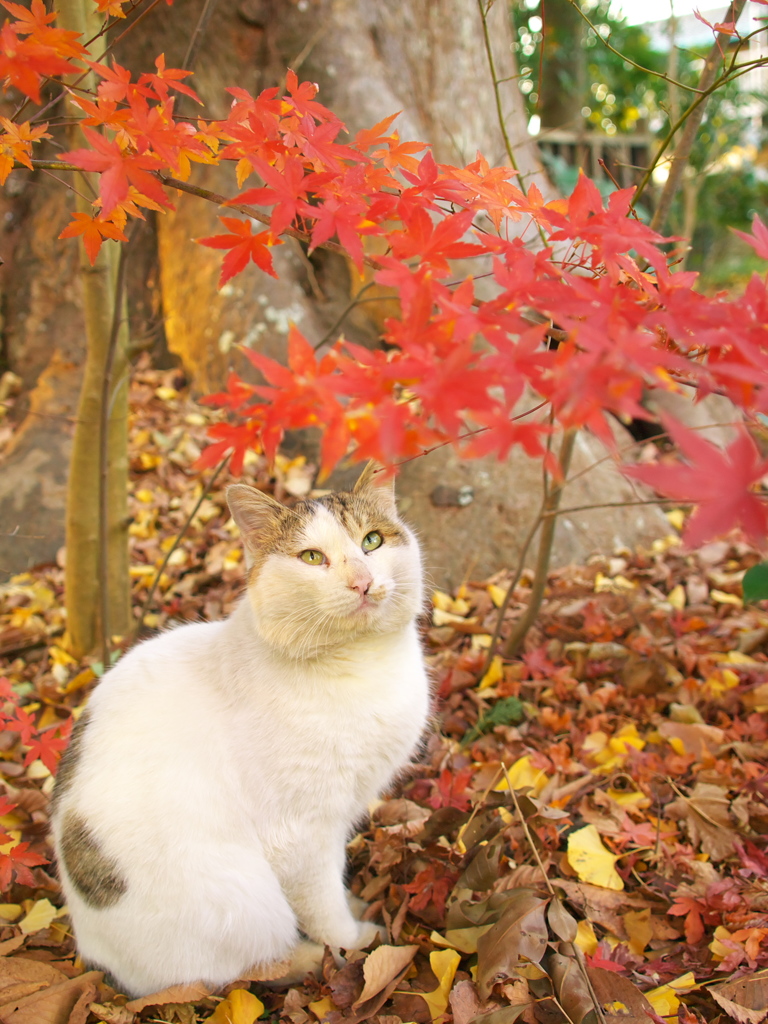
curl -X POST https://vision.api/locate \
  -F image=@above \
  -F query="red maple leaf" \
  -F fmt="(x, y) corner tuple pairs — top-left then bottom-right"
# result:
(388, 207), (481, 277)
(63, 126), (170, 217)
(668, 896), (707, 944)
(197, 216), (281, 286)
(624, 419), (768, 548)
(23, 717), (72, 774)
(427, 767), (475, 811)
(403, 863), (458, 916)
(733, 214), (768, 261)
(138, 52), (201, 104)
(0, 841), (48, 890)
(232, 156), (314, 236)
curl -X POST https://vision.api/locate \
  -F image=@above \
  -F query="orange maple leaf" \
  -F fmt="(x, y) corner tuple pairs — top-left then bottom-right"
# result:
(59, 211), (128, 265)
(0, 116), (49, 183)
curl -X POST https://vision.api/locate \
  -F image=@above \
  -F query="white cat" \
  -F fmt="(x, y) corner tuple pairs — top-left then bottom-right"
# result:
(50, 466), (429, 997)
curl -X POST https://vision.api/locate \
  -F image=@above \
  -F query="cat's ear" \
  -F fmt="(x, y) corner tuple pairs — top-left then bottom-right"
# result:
(227, 485), (293, 562)
(353, 462), (397, 515)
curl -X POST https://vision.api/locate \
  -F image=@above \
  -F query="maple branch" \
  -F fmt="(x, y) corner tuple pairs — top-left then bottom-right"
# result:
(476, 0), (519, 173)
(634, 0), (749, 222)
(138, 454), (230, 630)
(503, 428), (577, 659)
(567, 0), (703, 94)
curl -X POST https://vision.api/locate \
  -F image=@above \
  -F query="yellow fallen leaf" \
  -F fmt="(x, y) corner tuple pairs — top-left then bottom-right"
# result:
(19, 898), (60, 935)
(606, 787), (650, 809)
(432, 590), (454, 612)
(430, 925), (493, 954)
(709, 925), (733, 961)
(470, 634), (492, 651)
(723, 650), (759, 666)
(494, 755), (549, 796)
(587, 724), (645, 773)
(419, 949), (461, 1021)
(666, 508), (686, 531)
(432, 608), (469, 627)
(567, 824), (624, 891)
(155, 386), (179, 401)
(308, 996), (335, 1021)
(575, 919), (598, 955)
(62, 667), (96, 695)
(479, 655), (504, 691)
(645, 972), (697, 1017)
(209, 989), (265, 1024)
(487, 583), (507, 607)
(668, 584), (686, 610)
(135, 488), (154, 503)
(710, 589), (742, 607)
(0, 904), (21, 921)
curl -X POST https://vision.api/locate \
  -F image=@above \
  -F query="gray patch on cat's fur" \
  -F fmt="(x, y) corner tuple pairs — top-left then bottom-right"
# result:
(60, 811), (127, 908)
(51, 708), (91, 810)
(314, 491), (407, 545)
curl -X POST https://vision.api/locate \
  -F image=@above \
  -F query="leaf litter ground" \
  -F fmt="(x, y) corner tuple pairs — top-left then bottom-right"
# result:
(1, 364), (767, 1024)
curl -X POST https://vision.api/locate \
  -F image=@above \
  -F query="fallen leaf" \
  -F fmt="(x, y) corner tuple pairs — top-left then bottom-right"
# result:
(89, 1004), (136, 1024)
(476, 889), (549, 999)
(418, 949), (461, 1021)
(0, 970), (102, 1024)
(353, 945), (418, 1007)
(710, 969), (768, 1024)
(307, 996), (335, 1021)
(645, 971), (697, 1017)
(18, 898), (60, 935)
(0, 958), (68, 1007)
(125, 981), (213, 1012)
(208, 989), (265, 1024)
(549, 950), (594, 1024)
(666, 783), (738, 861)
(567, 825), (624, 891)
(588, 967), (655, 1024)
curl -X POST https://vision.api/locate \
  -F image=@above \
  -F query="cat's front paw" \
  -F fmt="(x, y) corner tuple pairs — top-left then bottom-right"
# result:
(345, 919), (386, 951)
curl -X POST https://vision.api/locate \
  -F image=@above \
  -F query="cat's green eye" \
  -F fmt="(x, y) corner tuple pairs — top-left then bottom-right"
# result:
(362, 531), (383, 552)
(300, 549), (326, 565)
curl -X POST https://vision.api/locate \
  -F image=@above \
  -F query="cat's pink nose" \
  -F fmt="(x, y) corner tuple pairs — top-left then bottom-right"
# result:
(349, 573), (372, 596)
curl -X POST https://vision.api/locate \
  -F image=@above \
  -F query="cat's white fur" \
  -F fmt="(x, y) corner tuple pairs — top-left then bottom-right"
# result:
(50, 468), (429, 997)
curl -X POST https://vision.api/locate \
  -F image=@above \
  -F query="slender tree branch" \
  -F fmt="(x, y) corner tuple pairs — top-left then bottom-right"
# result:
(139, 455), (230, 628)
(182, 0), (220, 71)
(476, 0), (519, 172)
(503, 428), (577, 658)
(567, 0), (704, 93)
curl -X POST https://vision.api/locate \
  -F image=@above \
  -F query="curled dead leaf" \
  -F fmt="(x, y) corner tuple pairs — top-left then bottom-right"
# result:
(711, 969), (768, 1024)
(124, 981), (213, 1012)
(476, 889), (549, 1000)
(352, 945), (418, 1008)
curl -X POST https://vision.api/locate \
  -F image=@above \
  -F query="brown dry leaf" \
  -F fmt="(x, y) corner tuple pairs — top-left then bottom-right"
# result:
(710, 969), (768, 1024)
(666, 783), (739, 862)
(547, 899), (578, 943)
(0, 957), (69, 1007)
(64, 979), (98, 1024)
(124, 981), (212, 1012)
(448, 980), (483, 1024)
(556, 881), (656, 936)
(657, 721), (724, 757)
(549, 951), (594, 1024)
(352, 945), (418, 1008)
(89, 1004), (135, 1024)
(587, 966), (654, 1024)
(476, 889), (549, 1000)
(0, 970), (101, 1024)
(0, 942), (23, 959)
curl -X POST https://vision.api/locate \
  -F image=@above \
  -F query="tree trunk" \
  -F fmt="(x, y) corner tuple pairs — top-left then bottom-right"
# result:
(58, 0), (131, 657)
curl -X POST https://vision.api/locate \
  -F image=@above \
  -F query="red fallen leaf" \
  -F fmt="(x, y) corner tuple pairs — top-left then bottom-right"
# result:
(198, 216), (281, 286)
(402, 863), (458, 916)
(0, 841), (48, 889)
(623, 419), (768, 548)
(23, 716), (72, 774)
(427, 767), (474, 812)
(668, 896), (707, 944)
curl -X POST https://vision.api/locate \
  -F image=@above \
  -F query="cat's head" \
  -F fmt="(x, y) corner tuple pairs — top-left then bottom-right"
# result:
(227, 465), (423, 658)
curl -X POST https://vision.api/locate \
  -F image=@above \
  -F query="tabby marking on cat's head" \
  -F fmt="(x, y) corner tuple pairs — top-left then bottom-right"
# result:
(227, 465), (422, 659)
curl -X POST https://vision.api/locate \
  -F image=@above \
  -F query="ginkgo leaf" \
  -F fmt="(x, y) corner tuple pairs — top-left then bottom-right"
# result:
(418, 949), (461, 1021)
(566, 825), (624, 891)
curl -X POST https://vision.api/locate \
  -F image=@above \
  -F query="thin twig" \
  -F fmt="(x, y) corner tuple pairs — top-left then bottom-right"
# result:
(501, 762), (555, 896)
(503, 428), (577, 658)
(476, 0), (519, 173)
(182, 0), (220, 71)
(139, 455), (230, 628)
